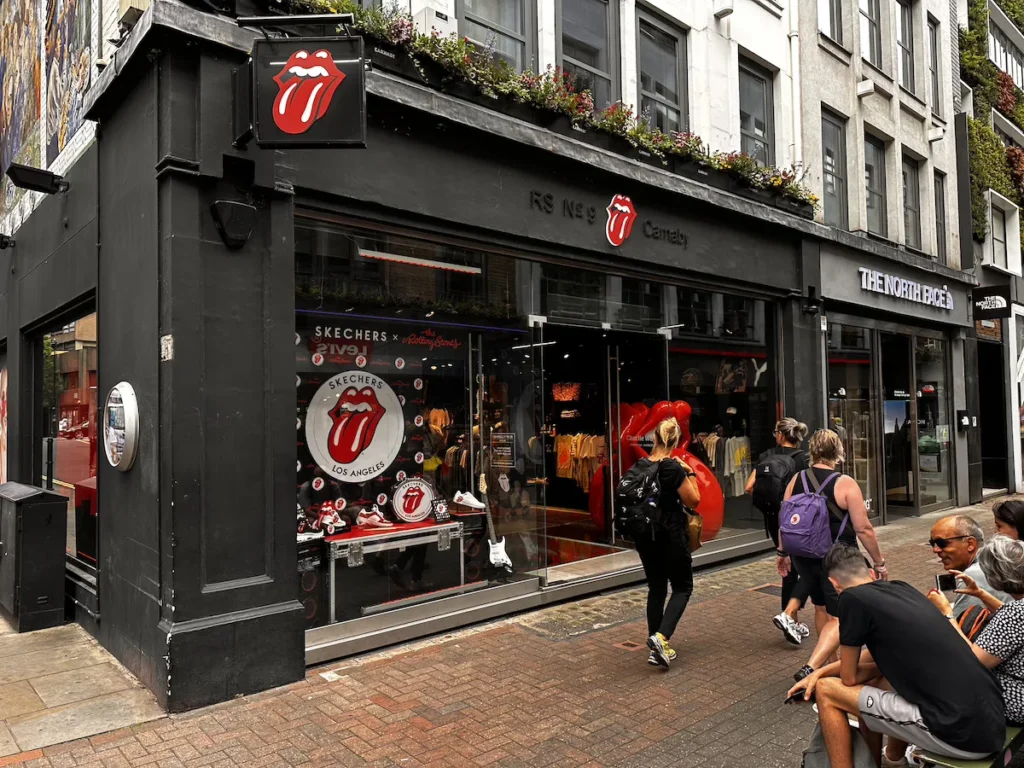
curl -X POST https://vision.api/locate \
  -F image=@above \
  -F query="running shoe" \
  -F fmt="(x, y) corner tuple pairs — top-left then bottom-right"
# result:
(647, 633), (672, 668)
(795, 622), (811, 638)
(647, 647), (677, 666)
(794, 664), (814, 682)
(453, 491), (486, 509)
(773, 613), (803, 645)
(357, 506), (395, 529)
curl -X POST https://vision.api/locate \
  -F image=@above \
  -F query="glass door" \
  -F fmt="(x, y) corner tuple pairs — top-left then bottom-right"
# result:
(879, 333), (916, 513)
(914, 336), (953, 509)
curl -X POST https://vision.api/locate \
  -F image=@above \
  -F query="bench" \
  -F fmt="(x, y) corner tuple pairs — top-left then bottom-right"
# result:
(913, 726), (1024, 767)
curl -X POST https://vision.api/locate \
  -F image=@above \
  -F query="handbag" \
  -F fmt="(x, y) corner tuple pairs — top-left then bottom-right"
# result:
(683, 507), (703, 553)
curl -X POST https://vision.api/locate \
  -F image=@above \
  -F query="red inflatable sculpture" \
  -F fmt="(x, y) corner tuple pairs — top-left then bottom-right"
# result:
(589, 400), (725, 542)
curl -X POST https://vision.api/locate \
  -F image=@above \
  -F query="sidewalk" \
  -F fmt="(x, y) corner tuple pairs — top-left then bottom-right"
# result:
(0, 500), (1009, 768)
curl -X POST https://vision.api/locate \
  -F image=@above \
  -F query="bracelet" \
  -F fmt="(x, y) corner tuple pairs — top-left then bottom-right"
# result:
(777, 551), (788, 557)
(946, 615), (956, 621)
(874, 561), (887, 569)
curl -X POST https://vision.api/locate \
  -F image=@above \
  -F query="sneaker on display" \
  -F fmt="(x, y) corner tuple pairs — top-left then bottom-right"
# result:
(453, 491), (486, 509)
(773, 613), (803, 645)
(357, 506), (395, 528)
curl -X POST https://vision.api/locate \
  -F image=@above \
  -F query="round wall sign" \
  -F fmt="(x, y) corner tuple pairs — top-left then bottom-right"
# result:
(304, 371), (404, 482)
(103, 382), (140, 471)
(391, 477), (436, 523)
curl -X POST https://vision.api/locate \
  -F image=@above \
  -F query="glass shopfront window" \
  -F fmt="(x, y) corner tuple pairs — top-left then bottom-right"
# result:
(915, 337), (952, 506)
(827, 324), (878, 516)
(40, 313), (98, 565)
(295, 220), (540, 628)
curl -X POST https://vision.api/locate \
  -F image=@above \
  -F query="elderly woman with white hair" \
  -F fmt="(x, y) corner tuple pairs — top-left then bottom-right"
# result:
(930, 535), (1024, 725)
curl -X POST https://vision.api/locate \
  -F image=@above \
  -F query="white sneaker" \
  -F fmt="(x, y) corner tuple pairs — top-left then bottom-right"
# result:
(356, 506), (394, 528)
(453, 491), (485, 509)
(773, 613), (803, 645)
(795, 622), (811, 638)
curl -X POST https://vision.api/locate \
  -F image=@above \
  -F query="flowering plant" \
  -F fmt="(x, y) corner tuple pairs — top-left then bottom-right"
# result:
(519, 67), (594, 123)
(593, 102), (635, 136)
(1007, 146), (1024, 192)
(998, 71), (1018, 115)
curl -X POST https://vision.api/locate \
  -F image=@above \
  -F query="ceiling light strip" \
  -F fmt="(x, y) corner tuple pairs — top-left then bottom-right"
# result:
(360, 249), (482, 274)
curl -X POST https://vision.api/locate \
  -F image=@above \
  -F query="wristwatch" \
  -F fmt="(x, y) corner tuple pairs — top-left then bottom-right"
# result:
(776, 550), (788, 557)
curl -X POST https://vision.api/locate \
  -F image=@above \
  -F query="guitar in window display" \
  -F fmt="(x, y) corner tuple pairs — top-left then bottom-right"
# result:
(479, 474), (513, 574)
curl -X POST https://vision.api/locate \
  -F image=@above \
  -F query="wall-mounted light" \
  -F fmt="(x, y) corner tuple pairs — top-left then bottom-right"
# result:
(210, 200), (256, 250)
(802, 286), (822, 316)
(713, 0), (734, 18)
(5, 163), (69, 195)
(0, 234), (14, 250)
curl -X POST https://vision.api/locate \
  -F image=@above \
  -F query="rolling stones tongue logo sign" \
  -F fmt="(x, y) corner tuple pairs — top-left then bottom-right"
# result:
(305, 371), (404, 482)
(272, 49), (346, 135)
(391, 478), (436, 523)
(606, 194), (637, 247)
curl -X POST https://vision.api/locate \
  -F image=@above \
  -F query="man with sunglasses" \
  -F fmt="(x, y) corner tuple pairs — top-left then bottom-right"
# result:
(930, 515), (1008, 616)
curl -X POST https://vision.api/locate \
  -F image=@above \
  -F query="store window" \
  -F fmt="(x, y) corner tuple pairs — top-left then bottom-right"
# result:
(739, 58), (774, 165)
(822, 110), (848, 229)
(897, 0), (915, 92)
(861, 0), (882, 68)
(41, 314), (98, 566)
(865, 135), (887, 237)
(819, 0), (842, 43)
(990, 22), (1024, 89)
(915, 337), (952, 506)
(902, 155), (921, 250)
(560, 0), (616, 108)
(295, 219), (541, 628)
(637, 11), (687, 134)
(828, 324), (877, 515)
(667, 290), (777, 542)
(457, 0), (532, 72)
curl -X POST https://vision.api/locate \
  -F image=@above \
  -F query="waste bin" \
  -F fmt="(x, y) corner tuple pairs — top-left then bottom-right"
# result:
(0, 483), (68, 632)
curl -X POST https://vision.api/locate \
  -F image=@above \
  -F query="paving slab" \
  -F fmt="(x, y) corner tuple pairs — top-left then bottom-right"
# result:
(28, 662), (135, 708)
(0, 639), (108, 686)
(0, 681), (45, 720)
(0, 624), (90, 659)
(6, 688), (164, 751)
(0, 722), (17, 758)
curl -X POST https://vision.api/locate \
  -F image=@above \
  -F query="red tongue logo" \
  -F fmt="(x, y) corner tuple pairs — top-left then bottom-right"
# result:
(606, 194), (638, 247)
(327, 386), (385, 465)
(272, 49), (346, 135)
(402, 486), (426, 517)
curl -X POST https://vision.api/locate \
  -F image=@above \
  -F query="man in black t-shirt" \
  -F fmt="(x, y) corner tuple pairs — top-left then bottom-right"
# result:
(788, 545), (1004, 768)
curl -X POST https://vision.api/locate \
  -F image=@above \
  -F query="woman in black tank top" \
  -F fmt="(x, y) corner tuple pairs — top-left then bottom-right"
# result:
(806, 466), (857, 547)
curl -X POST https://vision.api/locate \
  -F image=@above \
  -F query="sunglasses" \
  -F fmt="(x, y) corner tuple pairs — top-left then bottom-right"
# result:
(928, 535), (971, 548)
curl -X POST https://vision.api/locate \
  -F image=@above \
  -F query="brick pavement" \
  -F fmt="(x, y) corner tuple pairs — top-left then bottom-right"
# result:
(0, 500), (1012, 768)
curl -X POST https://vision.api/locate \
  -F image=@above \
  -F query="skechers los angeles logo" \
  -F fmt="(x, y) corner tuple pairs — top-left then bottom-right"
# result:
(606, 195), (637, 247)
(273, 50), (346, 135)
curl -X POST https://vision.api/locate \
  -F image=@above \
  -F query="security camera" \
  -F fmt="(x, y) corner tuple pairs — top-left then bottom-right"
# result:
(0, 234), (15, 250)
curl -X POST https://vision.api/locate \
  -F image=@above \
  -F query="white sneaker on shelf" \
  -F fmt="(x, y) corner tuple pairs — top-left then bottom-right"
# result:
(453, 491), (485, 509)
(772, 613), (803, 645)
(357, 506), (394, 528)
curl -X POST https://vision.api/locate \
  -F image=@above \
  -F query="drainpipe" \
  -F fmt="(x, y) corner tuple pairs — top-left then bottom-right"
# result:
(788, 0), (802, 169)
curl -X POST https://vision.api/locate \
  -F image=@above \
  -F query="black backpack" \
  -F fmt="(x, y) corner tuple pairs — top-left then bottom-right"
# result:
(614, 459), (662, 538)
(752, 450), (801, 515)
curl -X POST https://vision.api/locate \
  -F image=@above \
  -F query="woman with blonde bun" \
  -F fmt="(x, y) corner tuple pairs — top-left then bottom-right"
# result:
(638, 418), (701, 669)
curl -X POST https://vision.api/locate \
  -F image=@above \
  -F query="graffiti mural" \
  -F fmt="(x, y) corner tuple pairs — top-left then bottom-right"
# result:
(46, 0), (92, 166)
(0, 0), (43, 225)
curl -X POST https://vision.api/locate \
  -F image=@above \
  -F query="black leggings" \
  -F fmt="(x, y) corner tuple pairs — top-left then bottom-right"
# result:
(636, 532), (694, 640)
(766, 510), (809, 612)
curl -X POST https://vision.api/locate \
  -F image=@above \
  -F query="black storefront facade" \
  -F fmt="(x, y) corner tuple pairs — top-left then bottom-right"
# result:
(818, 244), (974, 525)
(0, 2), (979, 711)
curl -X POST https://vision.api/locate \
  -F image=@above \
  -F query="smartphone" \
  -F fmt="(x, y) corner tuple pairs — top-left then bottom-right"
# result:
(785, 690), (813, 704)
(936, 573), (957, 592)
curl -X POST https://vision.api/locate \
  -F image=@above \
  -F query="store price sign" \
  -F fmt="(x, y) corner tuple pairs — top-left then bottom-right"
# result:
(251, 37), (366, 148)
(491, 432), (516, 469)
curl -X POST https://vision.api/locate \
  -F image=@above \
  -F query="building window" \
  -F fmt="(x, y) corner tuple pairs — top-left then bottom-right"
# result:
(902, 156), (921, 249)
(739, 58), (774, 165)
(860, 0), (882, 68)
(821, 111), (848, 228)
(637, 12), (687, 134)
(458, 0), (532, 72)
(928, 18), (941, 115)
(990, 22), (1024, 90)
(560, 0), (616, 108)
(819, 0), (842, 44)
(897, 0), (915, 92)
(865, 135), (887, 237)
(994, 207), (1009, 268)
(934, 172), (947, 263)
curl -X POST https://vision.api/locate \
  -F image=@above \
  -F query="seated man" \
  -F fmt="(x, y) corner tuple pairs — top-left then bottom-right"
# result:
(931, 515), (1008, 615)
(789, 545), (1005, 768)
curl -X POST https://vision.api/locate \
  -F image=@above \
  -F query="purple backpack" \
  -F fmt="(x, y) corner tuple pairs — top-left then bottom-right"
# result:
(779, 471), (848, 559)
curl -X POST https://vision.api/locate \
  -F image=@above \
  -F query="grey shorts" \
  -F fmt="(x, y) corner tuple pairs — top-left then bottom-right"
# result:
(858, 686), (992, 761)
